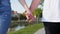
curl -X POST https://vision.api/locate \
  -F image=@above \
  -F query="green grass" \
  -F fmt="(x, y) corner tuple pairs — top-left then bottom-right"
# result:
(8, 23), (44, 34)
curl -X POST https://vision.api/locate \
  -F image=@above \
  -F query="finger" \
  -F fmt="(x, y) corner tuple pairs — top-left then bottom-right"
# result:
(29, 17), (35, 22)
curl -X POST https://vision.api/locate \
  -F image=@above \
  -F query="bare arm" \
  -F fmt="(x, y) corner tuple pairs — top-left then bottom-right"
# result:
(18, 0), (35, 22)
(30, 0), (41, 12)
(18, 0), (41, 12)
(18, 0), (29, 11)
(18, 0), (41, 22)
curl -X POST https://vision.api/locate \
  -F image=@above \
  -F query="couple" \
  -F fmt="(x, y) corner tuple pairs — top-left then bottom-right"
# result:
(0, 0), (60, 34)
(0, 0), (40, 34)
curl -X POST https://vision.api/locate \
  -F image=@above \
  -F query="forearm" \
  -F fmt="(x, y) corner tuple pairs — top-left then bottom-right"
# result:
(18, 0), (29, 11)
(30, 0), (41, 12)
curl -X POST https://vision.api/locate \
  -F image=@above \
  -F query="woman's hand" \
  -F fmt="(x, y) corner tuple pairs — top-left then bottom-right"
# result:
(25, 10), (35, 22)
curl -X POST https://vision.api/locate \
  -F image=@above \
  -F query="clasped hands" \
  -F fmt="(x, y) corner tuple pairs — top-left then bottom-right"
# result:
(25, 9), (35, 22)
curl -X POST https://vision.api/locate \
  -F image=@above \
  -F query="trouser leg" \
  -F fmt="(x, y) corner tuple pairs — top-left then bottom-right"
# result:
(0, 10), (11, 34)
(43, 22), (60, 34)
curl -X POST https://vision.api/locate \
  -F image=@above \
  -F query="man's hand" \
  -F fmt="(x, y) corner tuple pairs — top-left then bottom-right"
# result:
(25, 10), (35, 22)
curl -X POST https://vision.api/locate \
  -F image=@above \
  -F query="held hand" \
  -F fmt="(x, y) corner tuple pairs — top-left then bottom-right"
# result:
(25, 10), (35, 22)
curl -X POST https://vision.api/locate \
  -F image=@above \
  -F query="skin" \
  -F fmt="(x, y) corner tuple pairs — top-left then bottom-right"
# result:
(18, 0), (41, 22)
(30, 0), (41, 12)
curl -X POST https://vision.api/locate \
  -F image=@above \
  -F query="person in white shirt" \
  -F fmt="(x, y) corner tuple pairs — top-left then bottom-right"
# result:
(42, 0), (60, 34)
(19, 0), (60, 34)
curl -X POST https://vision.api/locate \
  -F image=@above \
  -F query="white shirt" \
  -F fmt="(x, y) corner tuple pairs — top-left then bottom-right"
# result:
(42, 0), (60, 22)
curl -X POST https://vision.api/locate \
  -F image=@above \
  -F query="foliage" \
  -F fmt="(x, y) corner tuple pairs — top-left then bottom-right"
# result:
(40, 0), (44, 6)
(32, 8), (42, 18)
(11, 16), (18, 21)
(8, 23), (44, 34)
(11, 10), (18, 21)
(9, 21), (19, 28)
(19, 14), (27, 20)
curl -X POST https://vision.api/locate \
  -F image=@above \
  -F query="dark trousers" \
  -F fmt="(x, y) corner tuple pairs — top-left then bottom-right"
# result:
(43, 22), (60, 34)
